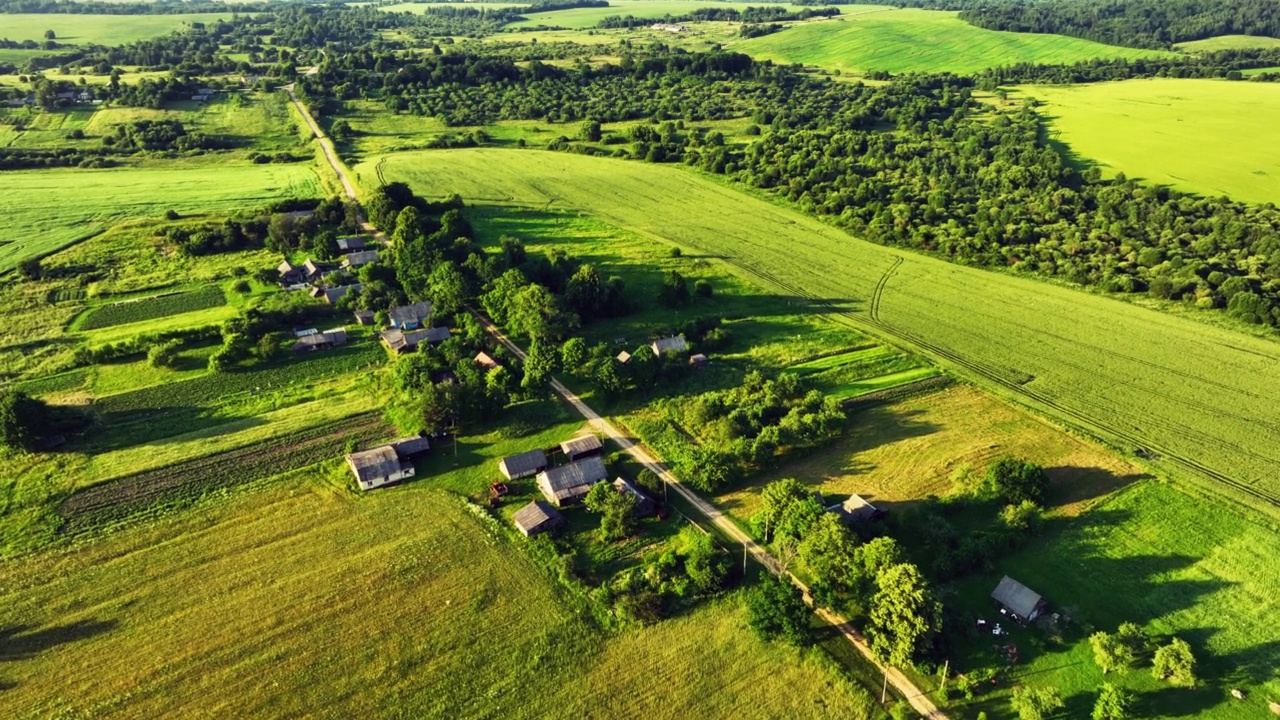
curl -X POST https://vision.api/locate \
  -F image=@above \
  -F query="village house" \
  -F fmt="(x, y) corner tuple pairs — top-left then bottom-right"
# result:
(278, 260), (305, 285)
(498, 448), (549, 480)
(826, 494), (882, 524)
(321, 284), (362, 305)
(291, 327), (347, 352)
(345, 436), (431, 491)
(651, 335), (688, 356)
(341, 249), (380, 270)
(380, 326), (450, 353)
(990, 576), (1049, 623)
(337, 236), (366, 252)
(536, 455), (609, 507)
(614, 476), (657, 517)
(512, 500), (565, 537)
(560, 434), (603, 462)
(389, 301), (433, 330)
(301, 258), (325, 281)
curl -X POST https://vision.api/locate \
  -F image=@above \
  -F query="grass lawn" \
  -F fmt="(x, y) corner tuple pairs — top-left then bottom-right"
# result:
(0, 472), (882, 719)
(0, 163), (320, 274)
(729, 9), (1167, 74)
(1013, 78), (1280, 205)
(360, 147), (1280, 516)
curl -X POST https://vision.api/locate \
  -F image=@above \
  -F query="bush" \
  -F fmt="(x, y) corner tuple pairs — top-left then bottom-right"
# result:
(1152, 637), (1196, 686)
(16, 258), (41, 281)
(694, 278), (713, 298)
(146, 339), (182, 369)
(985, 457), (1048, 505)
(745, 574), (811, 646)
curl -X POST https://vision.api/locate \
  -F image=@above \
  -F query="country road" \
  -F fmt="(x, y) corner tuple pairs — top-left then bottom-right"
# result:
(286, 86), (948, 718)
(468, 309), (950, 720)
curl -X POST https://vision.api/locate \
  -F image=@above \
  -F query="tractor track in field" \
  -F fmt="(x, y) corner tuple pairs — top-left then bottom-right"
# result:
(689, 244), (1280, 511)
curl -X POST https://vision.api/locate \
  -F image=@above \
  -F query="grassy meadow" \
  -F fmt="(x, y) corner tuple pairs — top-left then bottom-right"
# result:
(0, 467), (882, 719)
(359, 148), (1280, 516)
(730, 9), (1166, 74)
(1015, 79), (1280, 205)
(0, 13), (236, 63)
(0, 162), (320, 273)
(504, 0), (849, 29)
(1175, 34), (1280, 51)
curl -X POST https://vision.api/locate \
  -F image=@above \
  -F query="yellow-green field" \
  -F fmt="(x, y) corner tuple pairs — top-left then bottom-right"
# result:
(1016, 79), (1280, 204)
(357, 148), (1280, 515)
(731, 9), (1167, 74)
(504, 1), (859, 29)
(0, 13), (236, 62)
(0, 163), (321, 273)
(1175, 34), (1280, 51)
(0, 481), (880, 719)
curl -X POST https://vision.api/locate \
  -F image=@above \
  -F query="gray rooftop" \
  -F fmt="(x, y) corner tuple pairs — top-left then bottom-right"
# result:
(346, 446), (403, 483)
(512, 500), (563, 535)
(560, 435), (603, 457)
(343, 250), (380, 266)
(390, 436), (431, 457)
(827, 494), (878, 522)
(499, 449), (548, 478)
(538, 456), (609, 504)
(991, 576), (1046, 619)
(389, 301), (433, 326)
(651, 335), (688, 355)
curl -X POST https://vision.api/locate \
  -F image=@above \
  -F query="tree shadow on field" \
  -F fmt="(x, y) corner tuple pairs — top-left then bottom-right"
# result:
(1043, 465), (1151, 512)
(1133, 685), (1220, 717)
(0, 619), (118, 663)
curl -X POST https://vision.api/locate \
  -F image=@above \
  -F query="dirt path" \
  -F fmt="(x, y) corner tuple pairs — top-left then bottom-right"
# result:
(468, 308), (949, 720)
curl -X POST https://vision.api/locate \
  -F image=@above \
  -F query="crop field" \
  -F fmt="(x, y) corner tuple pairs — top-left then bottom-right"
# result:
(1175, 34), (1280, 51)
(730, 9), (1166, 74)
(1015, 79), (1280, 205)
(0, 13), (236, 48)
(75, 286), (227, 331)
(786, 345), (939, 401)
(0, 473), (880, 718)
(362, 148), (1280, 516)
(0, 163), (321, 274)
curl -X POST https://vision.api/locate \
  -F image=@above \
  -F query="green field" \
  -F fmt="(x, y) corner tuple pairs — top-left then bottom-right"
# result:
(1175, 34), (1280, 51)
(1016, 79), (1280, 205)
(358, 148), (1280, 515)
(0, 13), (236, 46)
(0, 468), (881, 718)
(75, 286), (227, 331)
(0, 163), (320, 273)
(504, 1), (850, 29)
(731, 8), (1166, 74)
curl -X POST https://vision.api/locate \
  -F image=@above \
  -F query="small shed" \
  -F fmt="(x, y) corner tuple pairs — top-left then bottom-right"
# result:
(614, 476), (657, 517)
(292, 327), (348, 353)
(616, 350), (632, 364)
(390, 435), (431, 457)
(536, 455), (609, 507)
(560, 434), (603, 461)
(651, 335), (688, 356)
(991, 576), (1049, 622)
(498, 449), (549, 480)
(422, 326), (451, 344)
(354, 310), (375, 326)
(474, 351), (499, 370)
(380, 326), (445, 353)
(826, 494), (882, 524)
(513, 501), (564, 537)
(689, 353), (708, 368)
(322, 284), (362, 305)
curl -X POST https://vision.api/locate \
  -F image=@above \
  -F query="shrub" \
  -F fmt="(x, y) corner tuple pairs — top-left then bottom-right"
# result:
(745, 575), (810, 646)
(985, 457), (1048, 505)
(694, 278), (713, 298)
(146, 339), (182, 369)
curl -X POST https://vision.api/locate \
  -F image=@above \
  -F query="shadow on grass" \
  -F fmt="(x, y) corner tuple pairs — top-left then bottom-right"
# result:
(0, 619), (118, 663)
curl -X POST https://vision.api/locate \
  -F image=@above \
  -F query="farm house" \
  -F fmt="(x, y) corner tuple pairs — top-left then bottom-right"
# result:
(990, 576), (1049, 623)
(345, 436), (431, 491)
(388, 301), (434, 330)
(536, 456), (609, 507)
(498, 449), (548, 480)
(650, 335), (688, 356)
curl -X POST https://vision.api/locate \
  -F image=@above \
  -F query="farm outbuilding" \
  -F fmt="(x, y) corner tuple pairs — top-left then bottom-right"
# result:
(614, 476), (657, 517)
(278, 261), (304, 285)
(991, 576), (1049, 622)
(650, 335), (688, 356)
(474, 351), (499, 370)
(380, 326), (449, 353)
(292, 327), (348, 353)
(826, 494), (882, 524)
(512, 501), (565, 537)
(301, 259), (325, 281)
(321, 284), (362, 304)
(560, 434), (603, 461)
(353, 310), (375, 326)
(498, 449), (549, 480)
(689, 353), (708, 368)
(337, 236), (366, 252)
(616, 350), (632, 364)
(537, 456), (609, 507)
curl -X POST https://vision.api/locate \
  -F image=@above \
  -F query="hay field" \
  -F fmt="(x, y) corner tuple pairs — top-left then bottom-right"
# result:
(731, 8), (1166, 74)
(0, 483), (879, 719)
(1175, 34), (1280, 51)
(1016, 78), (1280, 204)
(504, 1), (863, 29)
(0, 163), (321, 273)
(358, 148), (1280, 514)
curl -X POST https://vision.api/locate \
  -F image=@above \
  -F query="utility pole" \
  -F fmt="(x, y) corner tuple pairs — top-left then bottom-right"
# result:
(881, 669), (888, 704)
(743, 541), (748, 575)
